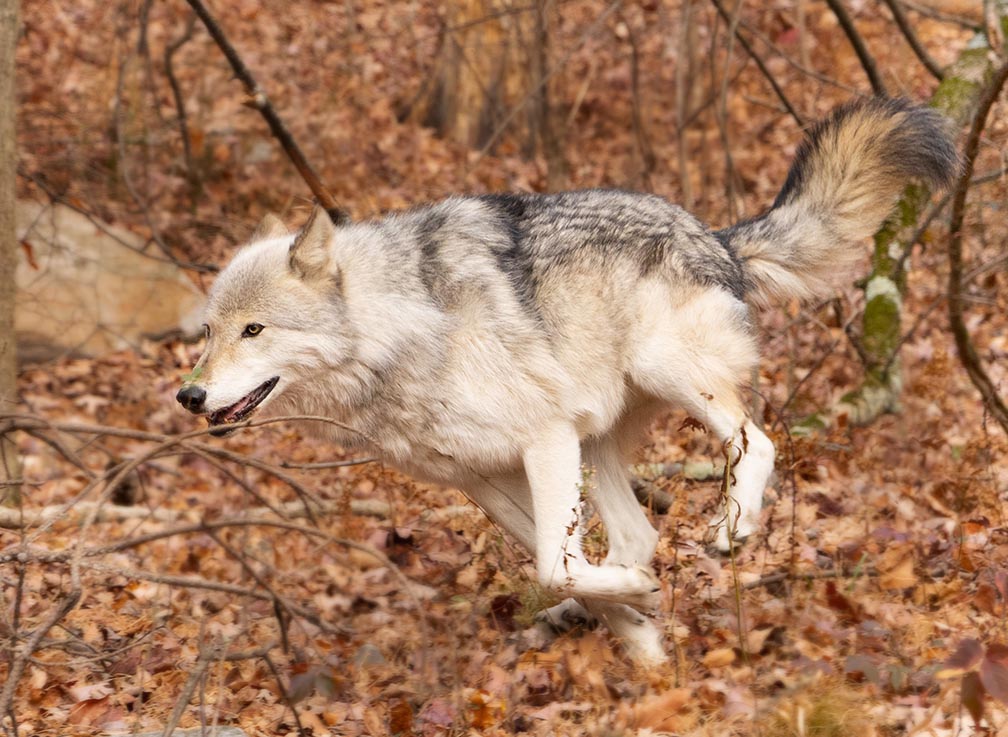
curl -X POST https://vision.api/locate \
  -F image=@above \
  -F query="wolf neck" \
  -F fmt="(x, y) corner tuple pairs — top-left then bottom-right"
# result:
(285, 222), (450, 454)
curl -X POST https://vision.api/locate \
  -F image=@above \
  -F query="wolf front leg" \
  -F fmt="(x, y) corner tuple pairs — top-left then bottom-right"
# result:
(522, 423), (661, 610)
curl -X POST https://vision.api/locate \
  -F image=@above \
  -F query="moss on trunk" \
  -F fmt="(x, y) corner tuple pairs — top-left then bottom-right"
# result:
(829, 34), (998, 428)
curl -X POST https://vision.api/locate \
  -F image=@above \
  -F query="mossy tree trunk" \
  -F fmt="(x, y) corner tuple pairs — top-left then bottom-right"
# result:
(829, 33), (1001, 427)
(0, 0), (20, 506)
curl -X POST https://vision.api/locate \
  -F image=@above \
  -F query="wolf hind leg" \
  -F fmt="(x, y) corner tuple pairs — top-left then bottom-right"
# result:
(630, 290), (774, 551)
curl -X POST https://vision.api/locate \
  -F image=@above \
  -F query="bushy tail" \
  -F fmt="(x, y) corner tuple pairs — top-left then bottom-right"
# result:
(717, 97), (959, 306)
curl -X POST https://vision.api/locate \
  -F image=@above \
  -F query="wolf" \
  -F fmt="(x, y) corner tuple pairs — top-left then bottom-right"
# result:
(176, 98), (958, 664)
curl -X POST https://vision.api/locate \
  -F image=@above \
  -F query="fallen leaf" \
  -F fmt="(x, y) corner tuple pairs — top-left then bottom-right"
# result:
(937, 639), (984, 679)
(703, 647), (737, 669)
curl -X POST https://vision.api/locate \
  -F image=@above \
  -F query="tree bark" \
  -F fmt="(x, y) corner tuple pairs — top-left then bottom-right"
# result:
(0, 0), (20, 506)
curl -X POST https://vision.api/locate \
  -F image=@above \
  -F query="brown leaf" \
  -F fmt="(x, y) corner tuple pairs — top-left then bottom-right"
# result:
(937, 638), (984, 679)
(877, 543), (917, 590)
(488, 593), (520, 632)
(467, 689), (505, 729)
(995, 570), (1008, 601)
(703, 647), (736, 669)
(20, 240), (39, 270)
(629, 687), (694, 731)
(419, 697), (456, 728)
(825, 580), (862, 623)
(962, 671), (986, 725)
(388, 698), (413, 735)
(745, 625), (778, 655)
(67, 696), (112, 726)
(980, 644), (1008, 705)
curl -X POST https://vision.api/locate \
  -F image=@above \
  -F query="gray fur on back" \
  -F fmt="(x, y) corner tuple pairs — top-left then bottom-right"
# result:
(391, 189), (746, 321)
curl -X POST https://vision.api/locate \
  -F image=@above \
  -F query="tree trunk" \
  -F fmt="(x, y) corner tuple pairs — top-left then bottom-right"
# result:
(0, 0), (20, 505)
(407, 1), (564, 184)
(825, 32), (1000, 428)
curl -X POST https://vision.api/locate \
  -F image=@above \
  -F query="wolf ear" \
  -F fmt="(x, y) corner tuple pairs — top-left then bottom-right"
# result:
(251, 212), (288, 241)
(289, 206), (334, 281)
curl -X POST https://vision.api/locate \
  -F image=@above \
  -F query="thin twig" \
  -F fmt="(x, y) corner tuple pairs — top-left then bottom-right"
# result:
(113, 51), (186, 268)
(263, 652), (308, 737)
(947, 58), (1008, 434)
(708, 0), (805, 127)
(17, 168), (217, 273)
(733, 14), (863, 95)
(823, 0), (888, 95)
(160, 637), (220, 737)
(164, 12), (201, 203)
(744, 566), (879, 590)
(278, 456), (376, 470)
(184, 0), (347, 224)
(880, 0), (945, 80)
(901, 0), (982, 29)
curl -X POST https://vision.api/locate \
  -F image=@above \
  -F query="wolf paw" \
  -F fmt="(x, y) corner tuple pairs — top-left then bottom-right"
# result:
(614, 564), (662, 610)
(710, 513), (758, 553)
(535, 598), (598, 632)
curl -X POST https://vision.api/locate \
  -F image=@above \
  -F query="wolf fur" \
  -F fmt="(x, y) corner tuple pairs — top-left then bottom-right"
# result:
(176, 98), (958, 664)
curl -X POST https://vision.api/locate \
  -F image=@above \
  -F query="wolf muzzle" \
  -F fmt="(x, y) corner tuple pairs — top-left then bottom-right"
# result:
(176, 385), (207, 414)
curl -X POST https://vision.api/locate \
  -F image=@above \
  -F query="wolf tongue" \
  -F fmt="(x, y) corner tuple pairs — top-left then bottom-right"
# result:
(212, 394), (253, 424)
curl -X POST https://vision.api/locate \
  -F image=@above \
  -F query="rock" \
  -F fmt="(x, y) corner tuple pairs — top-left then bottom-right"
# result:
(15, 200), (205, 362)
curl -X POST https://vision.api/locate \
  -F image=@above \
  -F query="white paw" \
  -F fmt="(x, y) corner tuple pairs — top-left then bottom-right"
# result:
(616, 564), (663, 610)
(535, 598), (597, 632)
(710, 511), (758, 553)
(540, 561), (662, 609)
(592, 602), (668, 666)
(621, 624), (668, 666)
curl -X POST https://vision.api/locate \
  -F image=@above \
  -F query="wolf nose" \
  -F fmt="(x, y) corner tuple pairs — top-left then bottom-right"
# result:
(176, 385), (207, 414)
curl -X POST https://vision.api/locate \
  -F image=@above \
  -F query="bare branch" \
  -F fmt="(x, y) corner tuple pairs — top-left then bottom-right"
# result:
(184, 0), (348, 224)
(947, 58), (1008, 433)
(880, 0), (945, 80)
(708, 0), (805, 127)
(823, 0), (888, 96)
(164, 12), (201, 202)
(901, 0), (983, 29)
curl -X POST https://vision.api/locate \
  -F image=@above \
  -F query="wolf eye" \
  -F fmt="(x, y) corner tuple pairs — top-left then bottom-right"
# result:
(203, 324), (210, 340)
(242, 323), (264, 337)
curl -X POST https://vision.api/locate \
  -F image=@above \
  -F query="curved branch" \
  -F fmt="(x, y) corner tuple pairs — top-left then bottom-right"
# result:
(947, 58), (1008, 433)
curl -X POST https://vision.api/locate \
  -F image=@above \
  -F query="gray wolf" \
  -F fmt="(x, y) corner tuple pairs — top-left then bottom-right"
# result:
(176, 98), (957, 664)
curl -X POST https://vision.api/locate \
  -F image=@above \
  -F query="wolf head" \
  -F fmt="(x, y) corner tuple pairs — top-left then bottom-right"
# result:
(176, 207), (350, 434)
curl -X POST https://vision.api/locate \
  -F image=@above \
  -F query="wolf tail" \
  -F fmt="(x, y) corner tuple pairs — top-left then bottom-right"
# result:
(716, 97), (959, 306)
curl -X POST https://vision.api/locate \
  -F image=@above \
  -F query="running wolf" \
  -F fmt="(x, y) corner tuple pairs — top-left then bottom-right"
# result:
(176, 98), (958, 664)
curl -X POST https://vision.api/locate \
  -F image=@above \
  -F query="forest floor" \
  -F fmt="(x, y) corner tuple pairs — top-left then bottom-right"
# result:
(5, 1), (1008, 735)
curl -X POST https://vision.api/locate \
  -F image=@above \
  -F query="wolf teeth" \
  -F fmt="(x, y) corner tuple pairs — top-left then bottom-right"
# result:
(208, 377), (278, 426)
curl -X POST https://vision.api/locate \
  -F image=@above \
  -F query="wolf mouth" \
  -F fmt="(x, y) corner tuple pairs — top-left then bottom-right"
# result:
(207, 377), (279, 432)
